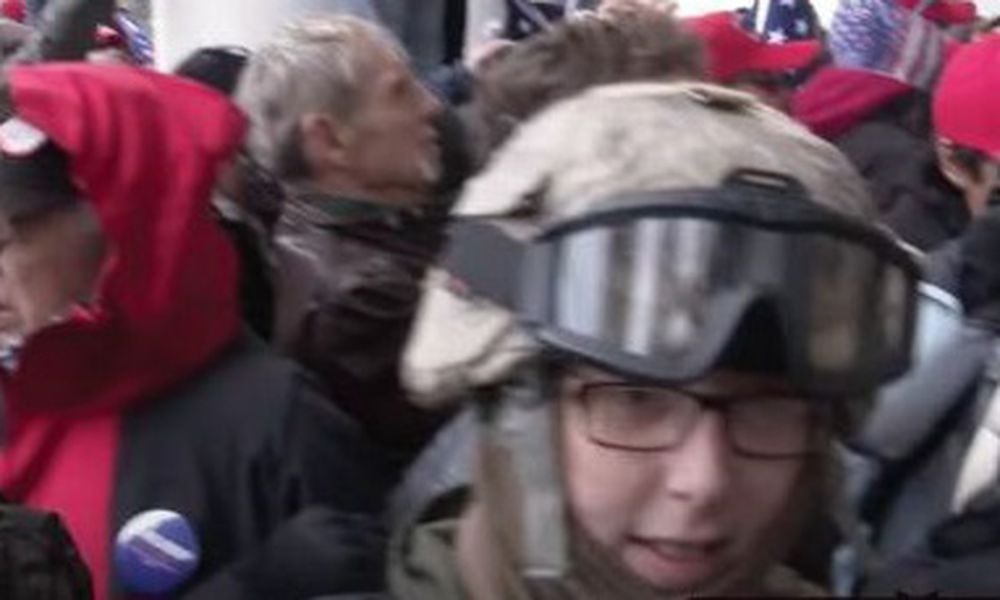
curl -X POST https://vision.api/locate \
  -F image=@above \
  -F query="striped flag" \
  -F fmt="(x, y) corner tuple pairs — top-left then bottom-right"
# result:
(113, 9), (154, 66)
(829, 0), (947, 90)
(753, 0), (820, 43)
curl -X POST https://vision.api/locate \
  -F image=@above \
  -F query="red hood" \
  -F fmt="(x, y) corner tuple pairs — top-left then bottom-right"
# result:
(791, 66), (914, 140)
(3, 64), (245, 416)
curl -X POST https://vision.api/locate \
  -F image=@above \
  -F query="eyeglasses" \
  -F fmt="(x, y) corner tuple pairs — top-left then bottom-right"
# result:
(578, 382), (821, 459)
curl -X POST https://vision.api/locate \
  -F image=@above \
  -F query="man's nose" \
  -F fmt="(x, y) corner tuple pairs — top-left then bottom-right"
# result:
(419, 82), (443, 119)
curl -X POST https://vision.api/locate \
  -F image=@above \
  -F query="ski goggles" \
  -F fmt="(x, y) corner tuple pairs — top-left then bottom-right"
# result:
(442, 172), (920, 397)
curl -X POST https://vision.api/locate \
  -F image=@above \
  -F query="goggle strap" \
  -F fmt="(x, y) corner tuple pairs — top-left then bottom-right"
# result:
(442, 219), (526, 313)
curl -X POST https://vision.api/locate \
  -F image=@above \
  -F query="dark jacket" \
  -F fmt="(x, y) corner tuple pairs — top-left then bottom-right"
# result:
(273, 194), (449, 455)
(0, 65), (391, 599)
(949, 207), (1000, 322)
(926, 205), (1000, 314)
(213, 151), (287, 341)
(128, 335), (391, 599)
(214, 194), (278, 340)
(836, 121), (969, 252)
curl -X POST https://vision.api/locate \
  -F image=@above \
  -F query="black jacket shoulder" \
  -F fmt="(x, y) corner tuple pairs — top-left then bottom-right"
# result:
(113, 334), (393, 598)
(837, 121), (969, 252)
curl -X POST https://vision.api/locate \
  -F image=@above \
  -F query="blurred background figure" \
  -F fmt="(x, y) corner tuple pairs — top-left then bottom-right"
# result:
(793, 0), (978, 252)
(0, 63), (393, 600)
(237, 15), (451, 457)
(844, 36), (1000, 597)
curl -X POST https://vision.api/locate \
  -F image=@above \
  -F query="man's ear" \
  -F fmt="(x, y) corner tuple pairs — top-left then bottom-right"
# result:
(299, 112), (351, 175)
(936, 137), (979, 191)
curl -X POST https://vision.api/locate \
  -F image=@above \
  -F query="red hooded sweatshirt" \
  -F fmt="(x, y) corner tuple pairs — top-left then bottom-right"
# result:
(0, 64), (244, 599)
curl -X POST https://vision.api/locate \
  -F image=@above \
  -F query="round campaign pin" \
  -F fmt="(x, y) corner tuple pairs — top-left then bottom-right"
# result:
(0, 117), (48, 157)
(114, 509), (201, 596)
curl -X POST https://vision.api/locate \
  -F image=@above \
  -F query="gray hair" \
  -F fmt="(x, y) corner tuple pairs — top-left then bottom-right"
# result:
(235, 15), (403, 180)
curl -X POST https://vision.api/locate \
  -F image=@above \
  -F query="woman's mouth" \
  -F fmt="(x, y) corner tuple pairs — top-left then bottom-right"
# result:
(623, 535), (731, 590)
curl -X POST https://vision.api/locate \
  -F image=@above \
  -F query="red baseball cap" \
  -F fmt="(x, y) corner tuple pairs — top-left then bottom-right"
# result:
(685, 11), (822, 83)
(933, 34), (1000, 161)
(897, 0), (976, 25)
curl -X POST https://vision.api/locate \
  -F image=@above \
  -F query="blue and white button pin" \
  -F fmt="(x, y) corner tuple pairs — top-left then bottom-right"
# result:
(114, 509), (201, 596)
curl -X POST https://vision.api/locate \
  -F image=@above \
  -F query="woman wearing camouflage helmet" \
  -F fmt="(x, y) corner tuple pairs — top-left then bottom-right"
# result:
(385, 81), (918, 599)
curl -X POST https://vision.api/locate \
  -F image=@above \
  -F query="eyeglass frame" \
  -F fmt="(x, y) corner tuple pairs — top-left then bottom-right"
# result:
(574, 380), (827, 460)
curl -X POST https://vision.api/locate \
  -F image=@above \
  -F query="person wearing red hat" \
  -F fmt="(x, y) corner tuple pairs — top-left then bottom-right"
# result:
(0, 61), (396, 600)
(685, 11), (823, 111)
(0, 2), (397, 594)
(916, 33), (1000, 295)
(932, 34), (1000, 221)
(791, 0), (978, 252)
(843, 34), (1000, 599)
(793, 0), (956, 139)
(926, 31), (1000, 314)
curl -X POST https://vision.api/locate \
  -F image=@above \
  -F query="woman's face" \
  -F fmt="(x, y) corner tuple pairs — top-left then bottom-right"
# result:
(559, 367), (815, 595)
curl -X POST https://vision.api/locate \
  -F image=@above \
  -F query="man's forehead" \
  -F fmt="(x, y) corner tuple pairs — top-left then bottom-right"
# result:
(362, 42), (413, 87)
(375, 63), (410, 91)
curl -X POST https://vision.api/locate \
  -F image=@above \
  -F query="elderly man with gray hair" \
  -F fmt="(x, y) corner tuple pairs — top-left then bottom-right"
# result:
(237, 15), (450, 457)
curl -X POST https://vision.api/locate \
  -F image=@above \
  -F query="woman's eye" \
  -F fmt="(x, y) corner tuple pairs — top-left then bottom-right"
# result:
(623, 388), (654, 404)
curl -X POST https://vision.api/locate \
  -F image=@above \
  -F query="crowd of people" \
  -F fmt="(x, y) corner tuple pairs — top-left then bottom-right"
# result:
(0, 0), (998, 598)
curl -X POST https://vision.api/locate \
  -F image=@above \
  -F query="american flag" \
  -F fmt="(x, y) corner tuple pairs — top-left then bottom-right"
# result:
(829, 0), (946, 89)
(113, 8), (155, 66)
(749, 0), (820, 43)
(503, 0), (599, 40)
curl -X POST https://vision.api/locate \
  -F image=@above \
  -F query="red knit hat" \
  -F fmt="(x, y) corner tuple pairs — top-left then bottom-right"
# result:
(933, 34), (1000, 161)
(685, 12), (822, 83)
